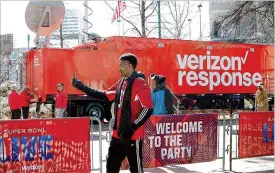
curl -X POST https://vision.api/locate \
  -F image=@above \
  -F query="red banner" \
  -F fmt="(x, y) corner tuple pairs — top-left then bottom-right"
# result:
(239, 112), (274, 158)
(122, 114), (218, 169)
(0, 118), (91, 173)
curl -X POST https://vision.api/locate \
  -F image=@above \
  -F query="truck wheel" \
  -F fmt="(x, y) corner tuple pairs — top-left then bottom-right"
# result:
(86, 102), (104, 121)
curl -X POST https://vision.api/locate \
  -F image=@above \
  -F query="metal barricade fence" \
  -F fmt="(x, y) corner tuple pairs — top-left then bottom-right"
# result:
(90, 116), (103, 173)
(106, 118), (115, 143)
(220, 113), (230, 172)
(216, 112), (239, 172)
(219, 112), (240, 172)
(229, 112), (239, 171)
(105, 113), (241, 173)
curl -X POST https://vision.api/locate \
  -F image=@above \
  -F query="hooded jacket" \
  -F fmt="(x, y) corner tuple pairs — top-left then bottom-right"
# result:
(152, 84), (174, 115)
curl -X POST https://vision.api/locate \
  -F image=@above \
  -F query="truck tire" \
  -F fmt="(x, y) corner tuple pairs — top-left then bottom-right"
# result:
(86, 102), (104, 121)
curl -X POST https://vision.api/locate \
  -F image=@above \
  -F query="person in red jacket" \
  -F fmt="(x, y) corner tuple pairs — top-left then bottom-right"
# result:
(72, 53), (153, 173)
(8, 85), (22, 119)
(55, 83), (67, 118)
(20, 87), (33, 119)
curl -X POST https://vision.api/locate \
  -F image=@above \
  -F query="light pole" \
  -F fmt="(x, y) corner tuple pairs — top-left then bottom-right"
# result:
(157, 1), (161, 39)
(188, 19), (192, 40)
(27, 34), (30, 50)
(198, 4), (202, 40)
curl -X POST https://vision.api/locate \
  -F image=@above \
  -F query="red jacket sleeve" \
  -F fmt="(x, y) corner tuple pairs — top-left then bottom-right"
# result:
(62, 92), (68, 108)
(103, 80), (121, 101)
(137, 86), (153, 109)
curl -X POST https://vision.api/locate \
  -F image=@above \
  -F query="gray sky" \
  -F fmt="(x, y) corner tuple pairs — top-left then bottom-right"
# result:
(1, 1), (210, 48)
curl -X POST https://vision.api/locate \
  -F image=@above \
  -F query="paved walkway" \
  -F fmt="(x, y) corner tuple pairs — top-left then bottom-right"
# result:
(116, 156), (274, 173)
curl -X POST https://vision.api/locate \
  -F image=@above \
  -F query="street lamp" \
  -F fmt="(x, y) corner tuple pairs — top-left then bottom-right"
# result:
(198, 4), (202, 40)
(188, 19), (192, 40)
(157, 1), (161, 39)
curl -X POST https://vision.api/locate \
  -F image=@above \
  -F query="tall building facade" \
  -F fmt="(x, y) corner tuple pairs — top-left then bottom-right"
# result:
(51, 9), (81, 47)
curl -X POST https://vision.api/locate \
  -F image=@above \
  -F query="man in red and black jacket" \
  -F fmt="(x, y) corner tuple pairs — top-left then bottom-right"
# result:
(72, 53), (153, 173)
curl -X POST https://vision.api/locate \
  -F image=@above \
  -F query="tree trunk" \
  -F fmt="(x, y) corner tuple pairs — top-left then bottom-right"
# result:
(141, 1), (146, 37)
(60, 25), (64, 48)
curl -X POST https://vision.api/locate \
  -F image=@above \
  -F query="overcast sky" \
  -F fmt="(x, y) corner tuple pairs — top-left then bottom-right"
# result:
(0, 1), (210, 48)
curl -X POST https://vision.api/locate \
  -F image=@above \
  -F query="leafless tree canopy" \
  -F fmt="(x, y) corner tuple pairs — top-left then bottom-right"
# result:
(213, 1), (274, 44)
(105, 1), (158, 37)
(161, 1), (190, 39)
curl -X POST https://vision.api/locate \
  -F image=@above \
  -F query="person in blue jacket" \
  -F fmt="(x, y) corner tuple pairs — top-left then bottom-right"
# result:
(150, 73), (174, 115)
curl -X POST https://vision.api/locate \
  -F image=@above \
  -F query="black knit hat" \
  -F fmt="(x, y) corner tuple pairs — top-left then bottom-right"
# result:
(150, 73), (166, 84)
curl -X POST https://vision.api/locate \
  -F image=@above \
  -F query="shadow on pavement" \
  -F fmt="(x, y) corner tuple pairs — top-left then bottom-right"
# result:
(258, 157), (274, 162)
(144, 165), (201, 173)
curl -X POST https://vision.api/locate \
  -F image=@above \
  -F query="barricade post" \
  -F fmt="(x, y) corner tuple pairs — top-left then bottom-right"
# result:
(106, 118), (115, 143)
(229, 112), (239, 171)
(90, 116), (103, 173)
(229, 112), (233, 171)
(217, 113), (220, 158)
(222, 114), (226, 172)
(217, 112), (230, 159)
(235, 112), (239, 159)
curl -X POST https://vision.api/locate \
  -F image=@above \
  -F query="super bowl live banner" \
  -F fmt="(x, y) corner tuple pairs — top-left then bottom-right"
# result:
(0, 118), (91, 173)
(239, 111), (274, 158)
(121, 114), (218, 169)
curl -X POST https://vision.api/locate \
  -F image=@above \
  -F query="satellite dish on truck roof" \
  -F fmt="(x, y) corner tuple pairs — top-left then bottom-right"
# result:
(25, 1), (65, 47)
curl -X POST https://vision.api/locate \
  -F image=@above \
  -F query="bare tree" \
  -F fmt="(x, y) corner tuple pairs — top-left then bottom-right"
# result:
(105, 1), (159, 37)
(212, 1), (274, 44)
(161, 1), (190, 39)
(0, 56), (20, 85)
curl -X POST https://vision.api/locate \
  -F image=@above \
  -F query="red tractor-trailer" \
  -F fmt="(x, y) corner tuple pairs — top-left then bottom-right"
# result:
(25, 36), (274, 121)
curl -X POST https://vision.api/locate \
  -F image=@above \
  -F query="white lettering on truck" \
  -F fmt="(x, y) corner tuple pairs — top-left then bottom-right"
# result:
(177, 50), (262, 90)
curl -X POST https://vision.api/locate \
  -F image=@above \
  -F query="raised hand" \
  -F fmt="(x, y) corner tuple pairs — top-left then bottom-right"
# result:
(72, 72), (78, 87)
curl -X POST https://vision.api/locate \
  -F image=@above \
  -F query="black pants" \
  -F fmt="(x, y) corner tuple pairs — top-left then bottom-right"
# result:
(11, 109), (21, 119)
(22, 107), (29, 119)
(106, 137), (143, 173)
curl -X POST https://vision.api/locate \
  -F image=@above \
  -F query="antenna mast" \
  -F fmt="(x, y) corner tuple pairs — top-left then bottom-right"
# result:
(82, 1), (93, 43)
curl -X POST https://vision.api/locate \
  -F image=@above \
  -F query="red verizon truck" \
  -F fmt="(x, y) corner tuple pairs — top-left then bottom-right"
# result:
(25, 36), (274, 121)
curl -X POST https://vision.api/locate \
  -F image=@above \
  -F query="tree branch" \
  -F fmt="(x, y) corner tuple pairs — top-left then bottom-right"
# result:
(146, 26), (159, 37)
(129, 1), (140, 6)
(145, 1), (157, 11)
(162, 22), (176, 38)
(145, 3), (158, 21)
